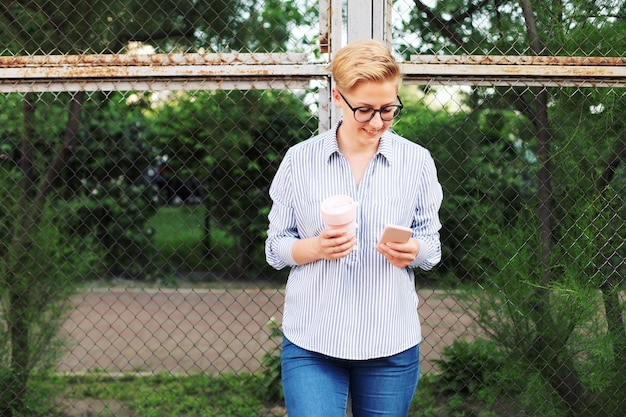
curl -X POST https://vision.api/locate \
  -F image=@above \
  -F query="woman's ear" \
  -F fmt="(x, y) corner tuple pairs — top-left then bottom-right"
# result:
(331, 88), (342, 106)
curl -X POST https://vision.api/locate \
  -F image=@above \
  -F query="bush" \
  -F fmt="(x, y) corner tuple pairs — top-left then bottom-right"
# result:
(257, 318), (283, 404)
(65, 176), (159, 279)
(433, 338), (505, 396)
(0, 204), (97, 414)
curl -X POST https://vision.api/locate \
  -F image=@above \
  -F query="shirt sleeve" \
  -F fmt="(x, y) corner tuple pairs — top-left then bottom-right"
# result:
(410, 152), (443, 271)
(265, 149), (299, 270)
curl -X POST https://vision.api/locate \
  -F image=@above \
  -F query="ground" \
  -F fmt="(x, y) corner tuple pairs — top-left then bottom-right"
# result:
(54, 285), (477, 416)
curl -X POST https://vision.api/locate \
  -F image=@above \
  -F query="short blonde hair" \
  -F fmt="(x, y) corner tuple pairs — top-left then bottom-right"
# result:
(331, 40), (401, 92)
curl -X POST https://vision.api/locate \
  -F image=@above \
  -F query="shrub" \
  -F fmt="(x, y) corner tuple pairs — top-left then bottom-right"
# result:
(65, 176), (159, 279)
(433, 338), (504, 396)
(257, 318), (284, 403)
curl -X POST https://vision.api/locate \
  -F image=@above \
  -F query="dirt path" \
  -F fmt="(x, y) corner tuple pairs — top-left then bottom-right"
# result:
(58, 287), (478, 377)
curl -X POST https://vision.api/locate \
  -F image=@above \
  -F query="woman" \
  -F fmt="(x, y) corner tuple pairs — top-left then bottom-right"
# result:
(265, 39), (443, 417)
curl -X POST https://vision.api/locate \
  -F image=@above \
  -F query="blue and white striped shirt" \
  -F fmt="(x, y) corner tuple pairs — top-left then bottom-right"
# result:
(265, 122), (443, 360)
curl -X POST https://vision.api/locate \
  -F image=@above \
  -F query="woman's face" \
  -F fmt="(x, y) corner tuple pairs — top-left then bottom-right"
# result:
(333, 80), (399, 146)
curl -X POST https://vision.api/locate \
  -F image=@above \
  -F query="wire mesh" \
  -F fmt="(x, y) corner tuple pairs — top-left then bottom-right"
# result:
(0, 1), (625, 416)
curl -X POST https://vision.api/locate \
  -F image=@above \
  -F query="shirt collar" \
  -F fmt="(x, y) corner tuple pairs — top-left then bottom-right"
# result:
(323, 121), (394, 166)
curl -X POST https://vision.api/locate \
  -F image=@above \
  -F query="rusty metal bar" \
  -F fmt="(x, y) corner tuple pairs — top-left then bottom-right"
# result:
(319, 0), (330, 53)
(0, 55), (324, 80)
(0, 53), (326, 93)
(0, 52), (311, 66)
(404, 55), (626, 87)
(411, 55), (626, 66)
(0, 79), (313, 93)
(0, 54), (625, 93)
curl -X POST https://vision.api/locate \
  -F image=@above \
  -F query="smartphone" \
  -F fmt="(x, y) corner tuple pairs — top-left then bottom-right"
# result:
(378, 224), (413, 245)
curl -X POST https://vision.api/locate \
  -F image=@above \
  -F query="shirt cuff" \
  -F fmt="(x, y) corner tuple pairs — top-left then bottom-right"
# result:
(410, 238), (428, 268)
(278, 236), (298, 266)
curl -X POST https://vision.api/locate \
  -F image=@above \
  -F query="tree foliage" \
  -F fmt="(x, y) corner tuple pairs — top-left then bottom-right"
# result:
(145, 89), (316, 276)
(398, 1), (625, 414)
(0, 0), (316, 414)
(0, 0), (314, 54)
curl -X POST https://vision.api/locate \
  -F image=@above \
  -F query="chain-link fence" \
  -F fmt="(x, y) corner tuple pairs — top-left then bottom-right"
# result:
(0, 1), (624, 416)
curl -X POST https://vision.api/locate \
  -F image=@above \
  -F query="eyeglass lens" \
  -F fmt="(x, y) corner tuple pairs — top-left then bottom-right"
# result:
(354, 106), (402, 122)
(339, 91), (403, 122)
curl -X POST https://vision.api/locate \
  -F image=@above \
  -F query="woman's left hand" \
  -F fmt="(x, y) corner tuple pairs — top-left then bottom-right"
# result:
(376, 238), (420, 268)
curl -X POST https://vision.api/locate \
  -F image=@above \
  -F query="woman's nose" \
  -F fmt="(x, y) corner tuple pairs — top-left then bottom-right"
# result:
(368, 111), (385, 128)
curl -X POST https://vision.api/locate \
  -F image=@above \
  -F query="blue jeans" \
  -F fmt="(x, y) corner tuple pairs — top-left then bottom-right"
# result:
(281, 337), (420, 417)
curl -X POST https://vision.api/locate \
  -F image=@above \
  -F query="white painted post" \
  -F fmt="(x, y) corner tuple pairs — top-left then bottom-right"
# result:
(346, 0), (393, 46)
(319, 0), (344, 132)
(325, 0), (394, 130)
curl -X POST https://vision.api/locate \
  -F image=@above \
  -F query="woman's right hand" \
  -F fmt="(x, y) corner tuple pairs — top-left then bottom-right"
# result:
(292, 229), (357, 265)
(318, 228), (357, 260)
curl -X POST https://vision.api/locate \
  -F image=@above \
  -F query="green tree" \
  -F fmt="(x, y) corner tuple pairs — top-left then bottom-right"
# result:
(63, 92), (160, 277)
(0, 0), (313, 413)
(395, 90), (535, 281)
(146, 89), (317, 276)
(1, 0), (314, 55)
(0, 91), (88, 416)
(399, 1), (625, 414)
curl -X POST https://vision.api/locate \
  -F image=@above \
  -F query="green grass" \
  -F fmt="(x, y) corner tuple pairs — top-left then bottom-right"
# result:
(145, 205), (278, 284)
(147, 205), (232, 273)
(60, 373), (276, 417)
(150, 205), (206, 249)
(51, 372), (516, 417)
(39, 372), (277, 417)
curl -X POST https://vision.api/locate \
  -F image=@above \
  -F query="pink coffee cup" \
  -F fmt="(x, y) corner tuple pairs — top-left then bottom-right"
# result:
(321, 195), (357, 236)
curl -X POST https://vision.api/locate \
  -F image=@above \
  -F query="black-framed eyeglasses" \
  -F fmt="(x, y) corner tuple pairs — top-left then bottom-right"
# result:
(338, 91), (403, 123)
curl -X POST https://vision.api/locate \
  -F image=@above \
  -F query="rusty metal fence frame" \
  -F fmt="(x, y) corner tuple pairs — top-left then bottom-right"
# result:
(2, 54), (624, 89)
